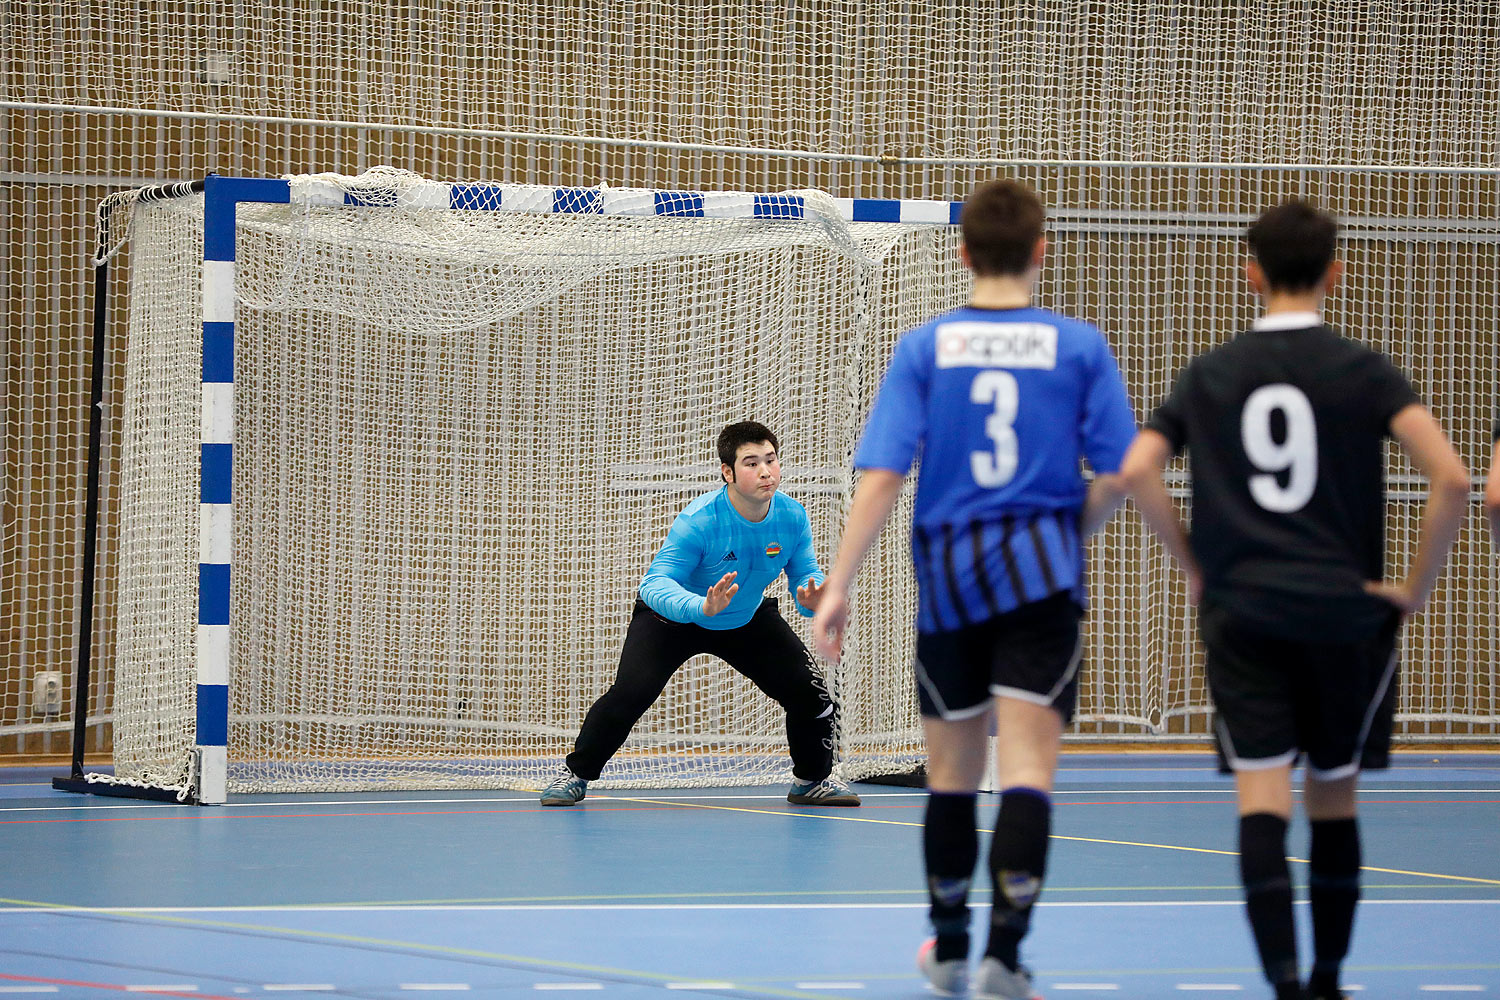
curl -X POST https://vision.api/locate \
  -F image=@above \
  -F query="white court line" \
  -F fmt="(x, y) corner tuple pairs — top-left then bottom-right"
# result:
(4, 899), (1499, 915)
(793, 984), (865, 990)
(1050, 983), (1122, 995)
(401, 987), (472, 992)
(665, 984), (735, 990)
(1052, 986), (1121, 991)
(0, 989), (59, 995)
(533, 986), (602, 992)
(1174, 987), (1243, 993)
(1419, 987), (1486, 993)
(125, 988), (199, 993)
(0, 792), (916, 812)
(263, 987), (335, 993)
(8, 786), (1499, 813)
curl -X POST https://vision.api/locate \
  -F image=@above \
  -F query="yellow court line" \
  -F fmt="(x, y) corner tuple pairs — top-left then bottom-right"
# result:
(1358, 864), (1500, 885)
(615, 795), (1500, 887)
(0, 895), (842, 1000)
(1052, 835), (1500, 886)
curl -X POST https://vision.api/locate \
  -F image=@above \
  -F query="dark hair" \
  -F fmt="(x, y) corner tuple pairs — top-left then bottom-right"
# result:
(960, 179), (1046, 276)
(717, 421), (779, 471)
(1246, 200), (1339, 292)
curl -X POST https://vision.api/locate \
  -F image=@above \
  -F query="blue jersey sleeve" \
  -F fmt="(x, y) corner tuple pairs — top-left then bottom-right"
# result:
(854, 333), (928, 473)
(783, 510), (824, 617)
(638, 512), (709, 624)
(1080, 331), (1138, 474)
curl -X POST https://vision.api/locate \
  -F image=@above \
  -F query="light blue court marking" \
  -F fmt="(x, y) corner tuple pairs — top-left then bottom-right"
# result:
(3, 756), (1496, 998)
(1, 901), (1495, 1000)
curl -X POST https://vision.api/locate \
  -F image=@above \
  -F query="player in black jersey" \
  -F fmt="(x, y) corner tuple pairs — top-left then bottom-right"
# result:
(1120, 200), (1470, 1000)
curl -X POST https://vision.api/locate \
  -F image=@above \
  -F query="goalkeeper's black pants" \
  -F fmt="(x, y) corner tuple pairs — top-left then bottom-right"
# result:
(566, 598), (836, 782)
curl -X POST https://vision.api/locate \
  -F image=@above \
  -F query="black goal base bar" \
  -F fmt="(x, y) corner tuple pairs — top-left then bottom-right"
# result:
(859, 763), (928, 788)
(51, 775), (197, 804)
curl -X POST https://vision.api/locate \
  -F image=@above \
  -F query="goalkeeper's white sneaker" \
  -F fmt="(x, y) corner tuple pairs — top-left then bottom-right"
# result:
(539, 767), (587, 806)
(973, 956), (1041, 1000)
(786, 775), (861, 806)
(916, 939), (967, 996)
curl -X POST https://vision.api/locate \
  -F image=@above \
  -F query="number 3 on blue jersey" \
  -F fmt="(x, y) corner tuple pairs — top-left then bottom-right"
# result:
(970, 370), (1019, 487)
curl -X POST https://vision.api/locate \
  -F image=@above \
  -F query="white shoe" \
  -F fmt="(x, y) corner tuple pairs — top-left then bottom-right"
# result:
(539, 766), (587, 806)
(786, 774), (861, 806)
(973, 956), (1041, 1000)
(917, 938), (967, 996)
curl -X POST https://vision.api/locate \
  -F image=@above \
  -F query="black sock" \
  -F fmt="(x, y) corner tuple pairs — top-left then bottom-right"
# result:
(1240, 812), (1299, 990)
(1307, 817), (1360, 997)
(924, 791), (978, 962)
(984, 787), (1051, 971)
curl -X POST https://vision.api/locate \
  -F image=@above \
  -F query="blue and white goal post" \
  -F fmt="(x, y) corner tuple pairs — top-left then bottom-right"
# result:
(186, 171), (967, 805)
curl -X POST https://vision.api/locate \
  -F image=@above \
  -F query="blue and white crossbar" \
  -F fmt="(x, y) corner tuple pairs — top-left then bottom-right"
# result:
(287, 176), (964, 224)
(194, 174), (960, 804)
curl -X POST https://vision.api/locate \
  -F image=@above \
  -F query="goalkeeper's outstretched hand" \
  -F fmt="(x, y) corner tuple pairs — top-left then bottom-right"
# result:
(796, 577), (826, 611)
(702, 571), (739, 617)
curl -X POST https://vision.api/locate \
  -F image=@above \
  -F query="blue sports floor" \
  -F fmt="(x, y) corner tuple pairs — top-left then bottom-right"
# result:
(2, 753), (1497, 999)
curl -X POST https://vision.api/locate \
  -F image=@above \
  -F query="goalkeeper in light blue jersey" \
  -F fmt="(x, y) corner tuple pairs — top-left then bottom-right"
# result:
(540, 421), (860, 808)
(812, 180), (1136, 999)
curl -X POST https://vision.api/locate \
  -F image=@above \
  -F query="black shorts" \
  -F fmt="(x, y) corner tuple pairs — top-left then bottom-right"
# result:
(1200, 600), (1401, 780)
(913, 591), (1083, 722)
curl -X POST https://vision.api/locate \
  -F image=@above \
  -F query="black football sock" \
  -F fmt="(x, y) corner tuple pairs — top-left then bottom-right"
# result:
(984, 787), (1051, 971)
(924, 791), (979, 962)
(1307, 817), (1360, 998)
(1240, 812), (1299, 990)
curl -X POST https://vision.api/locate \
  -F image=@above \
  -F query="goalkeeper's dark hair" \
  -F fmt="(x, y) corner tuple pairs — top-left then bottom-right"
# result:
(718, 421), (780, 473)
(1247, 200), (1340, 292)
(961, 179), (1046, 276)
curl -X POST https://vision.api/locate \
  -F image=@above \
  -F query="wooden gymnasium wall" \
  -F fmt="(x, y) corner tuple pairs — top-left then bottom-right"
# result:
(2, 3), (1497, 755)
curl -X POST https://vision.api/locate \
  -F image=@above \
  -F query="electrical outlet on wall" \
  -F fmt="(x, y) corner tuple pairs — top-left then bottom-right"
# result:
(33, 671), (64, 716)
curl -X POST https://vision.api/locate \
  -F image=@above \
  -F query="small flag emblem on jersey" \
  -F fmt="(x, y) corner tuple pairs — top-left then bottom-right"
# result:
(765, 543), (782, 557)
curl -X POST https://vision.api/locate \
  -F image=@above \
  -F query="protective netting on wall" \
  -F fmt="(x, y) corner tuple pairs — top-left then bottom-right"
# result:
(8, 3), (1499, 174)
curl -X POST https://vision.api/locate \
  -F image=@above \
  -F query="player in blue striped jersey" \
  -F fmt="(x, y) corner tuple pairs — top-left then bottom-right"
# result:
(813, 180), (1136, 999)
(541, 421), (859, 808)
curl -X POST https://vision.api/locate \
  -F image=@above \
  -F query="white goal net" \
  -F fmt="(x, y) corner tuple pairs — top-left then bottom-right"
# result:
(109, 171), (966, 794)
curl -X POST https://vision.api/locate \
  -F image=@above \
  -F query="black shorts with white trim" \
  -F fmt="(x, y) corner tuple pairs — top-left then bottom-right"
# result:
(1200, 598), (1400, 779)
(913, 591), (1083, 722)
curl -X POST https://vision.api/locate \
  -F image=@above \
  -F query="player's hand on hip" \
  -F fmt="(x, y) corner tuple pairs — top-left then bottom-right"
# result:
(811, 589), (849, 663)
(796, 578), (826, 611)
(702, 571), (739, 617)
(1364, 578), (1421, 615)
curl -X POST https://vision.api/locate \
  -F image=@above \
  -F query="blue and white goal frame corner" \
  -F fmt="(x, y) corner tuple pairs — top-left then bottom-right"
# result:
(193, 174), (963, 804)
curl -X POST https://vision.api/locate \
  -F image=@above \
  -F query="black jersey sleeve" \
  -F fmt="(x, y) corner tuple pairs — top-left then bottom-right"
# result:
(1144, 364), (1192, 454)
(1362, 350), (1422, 434)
